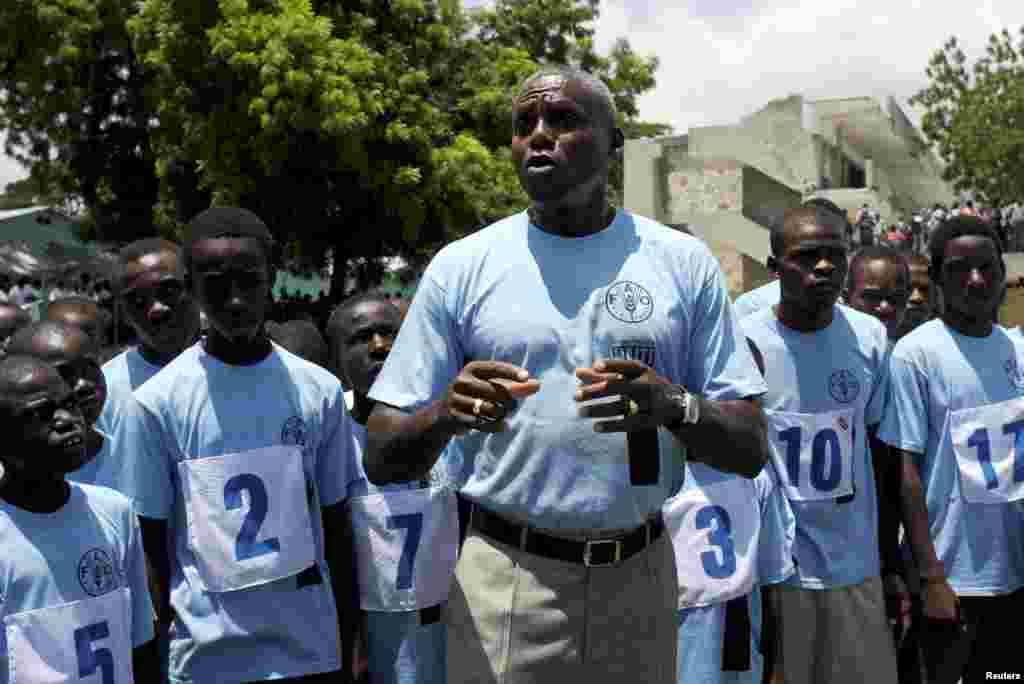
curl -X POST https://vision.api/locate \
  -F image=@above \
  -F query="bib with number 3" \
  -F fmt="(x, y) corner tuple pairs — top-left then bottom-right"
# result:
(349, 488), (459, 612)
(665, 480), (761, 607)
(950, 396), (1024, 504)
(179, 446), (317, 593)
(766, 408), (856, 502)
(5, 587), (133, 684)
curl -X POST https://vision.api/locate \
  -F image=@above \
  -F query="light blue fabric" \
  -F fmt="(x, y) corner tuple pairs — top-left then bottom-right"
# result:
(878, 319), (1024, 596)
(742, 305), (890, 589)
(673, 462), (793, 684)
(676, 588), (765, 684)
(368, 210), (766, 533)
(0, 483), (156, 684)
(70, 347), (163, 487)
(348, 419), (448, 684)
(114, 342), (357, 683)
(732, 280), (780, 320)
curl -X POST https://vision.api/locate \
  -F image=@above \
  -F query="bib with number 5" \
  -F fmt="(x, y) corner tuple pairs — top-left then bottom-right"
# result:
(349, 487), (459, 612)
(950, 396), (1024, 504)
(178, 446), (317, 593)
(766, 408), (856, 502)
(665, 480), (761, 607)
(5, 587), (133, 684)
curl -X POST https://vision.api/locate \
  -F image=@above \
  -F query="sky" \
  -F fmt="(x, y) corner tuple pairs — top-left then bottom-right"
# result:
(3, 1), (1024, 191)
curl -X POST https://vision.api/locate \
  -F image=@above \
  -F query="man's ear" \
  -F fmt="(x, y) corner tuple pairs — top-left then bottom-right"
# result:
(766, 255), (778, 273)
(611, 128), (625, 151)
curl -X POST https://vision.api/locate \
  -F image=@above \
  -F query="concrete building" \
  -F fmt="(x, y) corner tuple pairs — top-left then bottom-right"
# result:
(624, 94), (953, 295)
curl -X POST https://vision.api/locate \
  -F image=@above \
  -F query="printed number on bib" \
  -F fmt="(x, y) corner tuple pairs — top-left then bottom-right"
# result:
(5, 587), (133, 684)
(349, 487), (459, 611)
(766, 408), (855, 502)
(179, 446), (317, 592)
(664, 479), (760, 607)
(950, 396), (1024, 504)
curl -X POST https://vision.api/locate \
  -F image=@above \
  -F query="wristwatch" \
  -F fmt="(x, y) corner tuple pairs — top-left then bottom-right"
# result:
(663, 384), (699, 429)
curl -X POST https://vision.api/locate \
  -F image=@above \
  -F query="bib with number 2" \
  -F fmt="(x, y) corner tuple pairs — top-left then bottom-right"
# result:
(766, 408), (856, 502)
(950, 396), (1024, 504)
(5, 587), (133, 684)
(664, 479), (761, 607)
(349, 487), (459, 612)
(179, 445), (317, 593)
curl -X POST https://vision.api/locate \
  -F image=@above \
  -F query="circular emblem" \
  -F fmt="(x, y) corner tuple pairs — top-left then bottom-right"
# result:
(281, 416), (307, 446)
(1005, 359), (1024, 389)
(828, 370), (860, 404)
(78, 548), (118, 597)
(605, 281), (654, 323)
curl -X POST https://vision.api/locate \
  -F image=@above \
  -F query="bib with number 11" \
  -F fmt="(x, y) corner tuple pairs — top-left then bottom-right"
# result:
(178, 446), (317, 593)
(766, 408), (856, 502)
(950, 396), (1024, 504)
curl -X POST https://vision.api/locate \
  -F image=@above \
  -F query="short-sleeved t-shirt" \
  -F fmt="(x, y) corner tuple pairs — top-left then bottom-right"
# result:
(70, 348), (163, 488)
(742, 305), (890, 589)
(115, 342), (356, 683)
(369, 210), (766, 533)
(732, 281), (780, 321)
(879, 320), (1024, 596)
(0, 483), (155, 684)
(673, 463), (794, 684)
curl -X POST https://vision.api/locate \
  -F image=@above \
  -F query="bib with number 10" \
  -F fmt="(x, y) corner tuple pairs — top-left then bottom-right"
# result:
(950, 396), (1024, 504)
(349, 487), (459, 612)
(664, 479), (761, 607)
(5, 587), (133, 684)
(766, 408), (856, 502)
(178, 446), (317, 593)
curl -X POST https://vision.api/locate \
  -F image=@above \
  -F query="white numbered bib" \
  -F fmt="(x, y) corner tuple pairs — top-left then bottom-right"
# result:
(766, 408), (856, 502)
(5, 587), (133, 684)
(179, 446), (317, 592)
(950, 396), (1024, 504)
(349, 487), (459, 611)
(664, 479), (761, 608)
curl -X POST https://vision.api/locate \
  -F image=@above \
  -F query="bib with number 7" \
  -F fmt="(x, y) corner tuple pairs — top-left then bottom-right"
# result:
(766, 408), (856, 502)
(950, 396), (1024, 504)
(664, 479), (761, 608)
(349, 487), (459, 612)
(178, 446), (317, 593)
(5, 587), (133, 684)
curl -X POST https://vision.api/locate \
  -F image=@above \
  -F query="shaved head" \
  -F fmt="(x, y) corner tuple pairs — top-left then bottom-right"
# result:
(0, 354), (60, 398)
(772, 206), (848, 256)
(517, 66), (619, 131)
(46, 297), (109, 346)
(7, 321), (96, 360)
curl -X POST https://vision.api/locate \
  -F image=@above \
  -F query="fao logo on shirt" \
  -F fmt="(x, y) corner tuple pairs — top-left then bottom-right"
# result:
(1004, 358), (1024, 389)
(828, 370), (860, 404)
(282, 416), (307, 447)
(78, 548), (118, 597)
(605, 281), (654, 323)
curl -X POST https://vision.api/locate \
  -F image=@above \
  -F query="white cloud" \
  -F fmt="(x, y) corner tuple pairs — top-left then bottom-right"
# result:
(0, 131), (28, 191)
(595, 0), (1024, 135)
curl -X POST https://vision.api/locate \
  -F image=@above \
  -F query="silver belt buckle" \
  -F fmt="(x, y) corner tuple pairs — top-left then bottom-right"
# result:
(583, 539), (622, 567)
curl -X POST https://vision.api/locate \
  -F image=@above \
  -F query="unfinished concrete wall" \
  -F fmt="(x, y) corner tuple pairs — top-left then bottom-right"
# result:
(663, 157), (744, 222)
(743, 166), (801, 233)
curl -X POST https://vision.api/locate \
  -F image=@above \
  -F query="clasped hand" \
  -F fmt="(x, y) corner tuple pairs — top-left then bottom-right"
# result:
(442, 359), (681, 434)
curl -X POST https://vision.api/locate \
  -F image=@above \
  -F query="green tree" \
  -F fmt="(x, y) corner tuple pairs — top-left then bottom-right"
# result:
(912, 28), (1024, 206)
(0, 0), (159, 241)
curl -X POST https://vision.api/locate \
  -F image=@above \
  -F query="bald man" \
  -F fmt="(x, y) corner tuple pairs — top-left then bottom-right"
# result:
(47, 296), (110, 348)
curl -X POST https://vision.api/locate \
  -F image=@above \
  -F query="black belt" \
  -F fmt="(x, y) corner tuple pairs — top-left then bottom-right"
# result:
(467, 503), (664, 567)
(419, 604), (441, 625)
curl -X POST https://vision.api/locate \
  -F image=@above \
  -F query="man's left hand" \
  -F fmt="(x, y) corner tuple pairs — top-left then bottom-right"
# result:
(575, 359), (684, 432)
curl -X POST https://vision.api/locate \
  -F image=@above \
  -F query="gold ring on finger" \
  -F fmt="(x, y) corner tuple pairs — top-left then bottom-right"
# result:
(625, 399), (641, 417)
(473, 398), (485, 416)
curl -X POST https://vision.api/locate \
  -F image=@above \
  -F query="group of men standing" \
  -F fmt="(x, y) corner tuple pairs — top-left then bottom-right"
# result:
(0, 65), (1020, 684)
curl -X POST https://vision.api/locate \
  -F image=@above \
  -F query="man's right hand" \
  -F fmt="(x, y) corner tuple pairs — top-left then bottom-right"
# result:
(443, 361), (540, 434)
(921, 578), (959, 622)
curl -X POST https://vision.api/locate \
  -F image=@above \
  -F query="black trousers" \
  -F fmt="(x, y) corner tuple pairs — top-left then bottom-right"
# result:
(919, 586), (1024, 684)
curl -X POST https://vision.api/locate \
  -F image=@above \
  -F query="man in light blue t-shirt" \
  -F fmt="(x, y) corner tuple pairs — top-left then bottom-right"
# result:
(72, 238), (201, 489)
(327, 292), (455, 684)
(365, 66), (769, 684)
(742, 205), (900, 684)
(879, 216), (1024, 684)
(114, 208), (359, 684)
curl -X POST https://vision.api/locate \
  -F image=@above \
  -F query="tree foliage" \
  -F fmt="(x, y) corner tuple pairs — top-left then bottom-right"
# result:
(1, 0), (668, 292)
(912, 28), (1024, 206)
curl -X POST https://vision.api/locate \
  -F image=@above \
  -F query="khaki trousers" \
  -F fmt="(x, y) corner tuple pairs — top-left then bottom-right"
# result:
(776, 576), (898, 684)
(444, 527), (677, 684)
